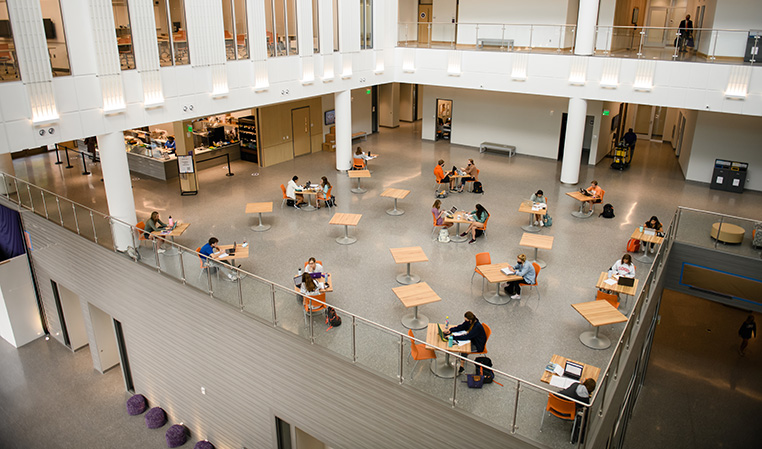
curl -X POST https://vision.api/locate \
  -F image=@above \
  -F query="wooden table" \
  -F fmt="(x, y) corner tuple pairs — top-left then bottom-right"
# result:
(293, 273), (334, 293)
(381, 188), (410, 216)
(540, 354), (601, 385)
(444, 211), (473, 243)
(565, 191), (594, 218)
(425, 323), (472, 378)
(519, 201), (547, 233)
(571, 300), (628, 349)
(296, 186), (322, 211)
(596, 272), (639, 296)
(630, 228), (665, 264)
(478, 263), (522, 305)
(348, 170), (371, 194)
(245, 201), (273, 231)
(519, 233), (554, 268)
(329, 213), (362, 245)
(151, 222), (190, 256)
(390, 246), (428, 284)
(215, 243), (249, 266)
(393, 282), (441, 330)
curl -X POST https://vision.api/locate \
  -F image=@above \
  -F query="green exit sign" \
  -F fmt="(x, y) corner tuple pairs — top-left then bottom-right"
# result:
(602, 110), (610, 116)
(366, 89), (371, 94)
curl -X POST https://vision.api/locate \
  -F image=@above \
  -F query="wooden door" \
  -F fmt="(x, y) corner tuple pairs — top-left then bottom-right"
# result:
(291, 107), (311, 157)
(418, 5), (431, 45)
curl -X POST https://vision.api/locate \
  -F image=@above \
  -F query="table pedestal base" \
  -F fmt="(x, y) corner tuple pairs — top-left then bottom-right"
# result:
(250, 213), (271, 232)
(529, 247), (547, 268)
(634, 242), (654, 264)
(396, 263), (420, 285)
(335, 225), (357, 245)
(483, 283), (511, 305)
(571, 203), (593, 219)
(430, 353), (458, 378)
(351, 179), (367, 194)
(522, 213), (541, 233)
(401, 306), (428, 330)
(386, 199), (404, 216)
(162, 237), (179, 256)
(450, 223), (467, 243)
(579, 328), (611, 350)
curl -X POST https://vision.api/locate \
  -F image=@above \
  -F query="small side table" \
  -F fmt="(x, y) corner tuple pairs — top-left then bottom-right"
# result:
(393, 282), (441, 330)
(245, 202), (273, 232)
(348, 170), (371, 194)
(329, 213), (362, 245)
(519, 233), (554, 268)
(381, 188), (410, 216)
(390, 246), (428, 284)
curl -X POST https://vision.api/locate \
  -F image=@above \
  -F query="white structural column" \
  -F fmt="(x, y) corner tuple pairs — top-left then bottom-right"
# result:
(97, 132), (137, 251)
(88, 0), (127, 112)
(335, 90), (352, 172)
(0, 153), (16, 194)
(560, 97), (587, 184)
(127, 0), (164, 105)
(575, 0), (600, 55)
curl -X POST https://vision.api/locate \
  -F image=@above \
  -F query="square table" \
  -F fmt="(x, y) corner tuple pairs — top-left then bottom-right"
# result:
(348, 170), (371, 194)
(519, 233), (554, 268)
(215, 243), (249, 266)
(245, 202), (273, 231)
(381, 188), (410, 216)
(295, 186), (322, 211)
(393, 282), (441, 330)
(478, 263), (522, 305)
(425, 323), (472, 378)
(540, 354), (601, 385)
(390, 246), (428, 284)
(151, 222), (190, 256)
(565, 191), (594, 218)
(444, 211), (474, 243)
(329, 213), (362, 245)
(519, 201), (547, 233)
(571, 300), (628, 349)
(595, 272), (639, 297)
(630, 228), (664, 264)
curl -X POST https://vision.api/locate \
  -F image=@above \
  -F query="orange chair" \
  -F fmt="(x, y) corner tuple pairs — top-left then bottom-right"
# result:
(469, 323), (491, 356)
(540, 394), (580, 443)
(434, 166), (446, 191)
(431, 210), (447, 240)
(317, 187), (332, 209)
(474, 213), (490, 239)
(519, 262), (541, 300)
(352, 157), (366, 170)
(589, 188), (605, 214)
(596, 290), (620, 309)
(303, 292), (327, 327)
(471, 252), (491, 292)
(134, 221), (149, 247)
(280, 184), (289, 208)
(303, 260), (324, 270)
(464, 168), (480, 192)
(407, 330), (436, 380)
(197, 247), (219, 282)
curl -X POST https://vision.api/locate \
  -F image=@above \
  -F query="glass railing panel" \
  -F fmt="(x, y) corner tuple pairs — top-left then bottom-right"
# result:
(157, 240), (184, 281)
(456, 363), (518, 431)
(73, 205), (96, 243)
(181, 249), (212, 294)
(25, 184), (46, 218)
(676, 209), (759, 258)
(354, 319), (402, 381)
(311, 307), (353, 362)
(93, 215), (114, 251)
(708, 29), (752, 62)
(513, 382), (574, 447)
(397, 342), (457, 405)
(56, 197), (78, 234)
(210, 263), (242, 309)
(15, 179), (33, 210)
(273, 285), (307, 337)
(240, 275), (275, 323)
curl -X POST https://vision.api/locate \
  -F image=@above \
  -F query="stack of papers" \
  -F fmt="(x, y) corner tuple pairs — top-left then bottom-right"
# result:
(500, 267), (515, 276)
(550, 375), (576, 389)
(545, 363), (563, 376)
(603, 278), (617, 286)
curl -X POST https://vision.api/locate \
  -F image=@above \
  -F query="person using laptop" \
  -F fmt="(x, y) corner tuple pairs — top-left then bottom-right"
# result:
(431, 199), (453, 230)
(443, 311), (487, 374)
(530, 189), (547, 226)
(199, 237), (237, 281)
(298, 271), (324, 296)
(286, 175), (307, 209)
(609, 254), (636, 278)
(583, 180), (603, 208)
(144, 211), (169, 254)
(304, 257), (323, 274)
(644, 216), (663, 253)
(555, 377), (596, 444)
(503, 254), (536, 300)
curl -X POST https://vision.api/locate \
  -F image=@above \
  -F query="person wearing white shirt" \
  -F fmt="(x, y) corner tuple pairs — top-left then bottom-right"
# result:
(305, 257), (324, 273)
(609, 254), (636, 278)
(286, 175), (306, 208)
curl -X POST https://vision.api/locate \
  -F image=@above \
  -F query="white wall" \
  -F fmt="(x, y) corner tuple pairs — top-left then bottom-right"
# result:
(422, 86), (569, 160)
(397, 0), (418, 41)
(705, 0), (759, 58)
(59, 283), (89, 350)
(399, 83), (414, 121)
(431, 0), (457, 42)
(350, 87), (372, 133)
(686, 111), (762, 191)
(88, 303), (120, 373)
(0, 255), (43, 348)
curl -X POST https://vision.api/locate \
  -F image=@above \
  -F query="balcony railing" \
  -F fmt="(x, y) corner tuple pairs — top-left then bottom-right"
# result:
(398, 22), (760, 65)
(6, 170), (757, 447)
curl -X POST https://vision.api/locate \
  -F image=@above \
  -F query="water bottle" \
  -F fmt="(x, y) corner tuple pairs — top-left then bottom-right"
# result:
(233, 241), (236, 250)
(242, 239), (248, 248)
(639, 226), (643, 232)
(448, 335), (453, 347)
(445, 316), (449, 329)
(168, 216), (173, 227)
(297, 268), (302, 277)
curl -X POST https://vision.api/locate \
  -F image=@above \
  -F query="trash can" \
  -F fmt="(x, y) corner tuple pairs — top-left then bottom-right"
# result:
(744, 30), (762, 63)
(710, 159), (747, 193)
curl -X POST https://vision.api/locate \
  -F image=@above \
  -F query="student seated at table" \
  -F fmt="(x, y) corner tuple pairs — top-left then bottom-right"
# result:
(434, 159), (455, 190)
(443, 311), (487, 374)
(584, 180), (603, 207)
(609, 254), (635, 278)
(503, 254), (536, 300)
(286, 175), (307, 209)
(298, 272), (324, 296)
(644, 215), (663, 253)
(304, 257), (323, 273)
(459, 204), (489, 244)
(431, 199), (453, 229)
(355, 146), (373, 160)
(199, 237), (237, 281)
(144, 211), (168, 253)
(318, 176), (334, 209)
(531, 189), (547, 226)
(458, 159), (477, 192)
(555, 378), (596, 444)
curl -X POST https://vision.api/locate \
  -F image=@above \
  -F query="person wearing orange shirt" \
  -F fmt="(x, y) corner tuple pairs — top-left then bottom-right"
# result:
(434, 159), (454, 190)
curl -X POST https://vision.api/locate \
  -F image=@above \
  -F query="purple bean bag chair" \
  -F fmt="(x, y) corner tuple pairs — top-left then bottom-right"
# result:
(145, 407), (167, 429)
(126, 394), (147, 415)
(194, 441), (214, 449)
(166, 424), (188, 448)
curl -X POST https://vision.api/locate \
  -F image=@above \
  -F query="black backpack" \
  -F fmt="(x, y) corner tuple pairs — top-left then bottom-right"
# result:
(600, 203), (615, 218)
(325, 307), (341, 328)
(472, 181), (484, 194)
(474, 357), (494, 383)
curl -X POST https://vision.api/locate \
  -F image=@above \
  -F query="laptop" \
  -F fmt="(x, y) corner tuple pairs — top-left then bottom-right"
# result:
(309, 272), (323, 279)
(618, 276), (635, 287)
(579, 188), (593, 197)
(436, 324), (448, 343)
(564, 361), (584, 380)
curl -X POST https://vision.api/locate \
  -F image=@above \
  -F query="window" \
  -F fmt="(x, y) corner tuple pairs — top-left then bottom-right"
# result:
(112, 0), (135, 70)
(223, 0), (248, 60)
(360, 0), (372, 49)
(311, 0), (319, 53)
(265, 0), (298, 57)
(168, 0), (189, 65)
(39, 0), (70, 76)
(154, 0), (173, 66)
(0, 0), (19, 82)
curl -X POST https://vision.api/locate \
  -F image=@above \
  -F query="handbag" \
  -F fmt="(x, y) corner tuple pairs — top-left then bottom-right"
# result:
(687, 37), (694, 48)
(466, 373), (484, 388)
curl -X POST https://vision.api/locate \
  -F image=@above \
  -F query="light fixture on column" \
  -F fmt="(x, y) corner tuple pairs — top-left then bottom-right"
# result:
(568, 57), (587, 86)
(211, 64), (229, 98)
(633, 60), (656, 91)
(402, 49), (416, 73)
(374, 50), (385, 74)
(100, 74), (127, 114)
(447, 51), (461, 76)
(301, 56), (315, 85)
(254, 61), (269, 92)
(322, 56), (335, 82)
(725, 65), (751, 99)
(341, 53), (354, 79)
(600, 58), (620, 89)
(142, 70), (164, 107)
(511, 53), (528, 81)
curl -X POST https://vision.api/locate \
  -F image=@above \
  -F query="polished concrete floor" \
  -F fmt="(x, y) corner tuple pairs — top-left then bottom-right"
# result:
(4, 121), (762, 447)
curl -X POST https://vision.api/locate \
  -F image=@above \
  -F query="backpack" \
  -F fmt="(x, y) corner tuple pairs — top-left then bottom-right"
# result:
(437, 228), (451, 243)
(474, 357), (494, 384)
(436, 189), (449, 198)
(752, 223), (762, 248)
(627, 238), (641, 253)
(600, 203), (615, 218)
(325, 306), (341, 329)
(543, 214), (553, 227)
(472, 181), (484, 194)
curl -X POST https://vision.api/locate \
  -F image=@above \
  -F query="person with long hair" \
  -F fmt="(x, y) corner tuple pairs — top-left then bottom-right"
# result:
(531, 189), (547, 226)
(460, 204), (489, 243)
(644, 216), (663, 253)
(431, 199), (453, 229)
(318, 176), (333, 209)
(609, 254), (635, 278)
(458, 159), (477, 192)
(299, 271), (324, 295)
(443, 311), (488, 373)
(144, 211), (167, 253)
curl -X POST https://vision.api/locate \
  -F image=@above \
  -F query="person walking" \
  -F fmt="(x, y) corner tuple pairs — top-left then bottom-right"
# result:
(738, 315), (756, 356)
(678, 15), (693, 52)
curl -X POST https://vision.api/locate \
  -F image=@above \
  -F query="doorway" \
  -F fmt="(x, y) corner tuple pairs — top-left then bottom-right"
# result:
(557, 114), (596, 162)
(436, 99), (452, 141)
(51, 281), (88, 350)
(291, 107), (311, 157)
(276, 416), (331, 449)
(645, 6), (686, 47)
(634, 105), (668, 141)
(88, 303), (120, 372)
(417, 5), (431, 45)
(113, 319), (134, 392)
